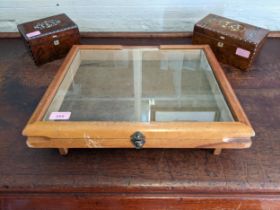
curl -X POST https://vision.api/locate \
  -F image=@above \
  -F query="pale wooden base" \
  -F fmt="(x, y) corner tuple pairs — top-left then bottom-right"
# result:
(58, 148), (69, 156)
(57, 148), (222, 155)
(27, 137), (252, 149)
(26, 136), (252, 156)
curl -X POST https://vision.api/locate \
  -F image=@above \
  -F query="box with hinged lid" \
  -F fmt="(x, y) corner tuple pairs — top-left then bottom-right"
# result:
(22, 45), (255, 155)
(17, 13), (80, 65)
(192, 14), (269, 70)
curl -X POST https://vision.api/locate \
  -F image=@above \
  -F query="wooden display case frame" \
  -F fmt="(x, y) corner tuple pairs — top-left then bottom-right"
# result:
(22, 45), (255, 155)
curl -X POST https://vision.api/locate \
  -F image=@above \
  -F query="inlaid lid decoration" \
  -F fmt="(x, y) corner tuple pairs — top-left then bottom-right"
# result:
(203, 17), (245, 33)
(33, 19), (61, 30)
(17, 14), (78, 40)
(197, 14), (269, 45)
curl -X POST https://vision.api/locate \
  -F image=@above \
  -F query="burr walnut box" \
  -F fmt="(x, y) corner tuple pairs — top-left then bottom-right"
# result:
(17, 13), (80, 65)
(22, 45), (255, 155)
(192, 14), (269, 70)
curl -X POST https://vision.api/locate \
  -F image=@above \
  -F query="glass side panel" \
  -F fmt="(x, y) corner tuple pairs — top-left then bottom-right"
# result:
(43, 48), (234, 122)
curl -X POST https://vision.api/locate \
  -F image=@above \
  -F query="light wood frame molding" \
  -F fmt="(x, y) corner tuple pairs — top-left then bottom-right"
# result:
(22, 45), (255, 155)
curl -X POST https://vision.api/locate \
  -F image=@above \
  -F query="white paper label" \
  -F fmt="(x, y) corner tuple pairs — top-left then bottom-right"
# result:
(236, 48), (251, 58)
(26, 30), (41, 38)
(49, 112), (71, 120)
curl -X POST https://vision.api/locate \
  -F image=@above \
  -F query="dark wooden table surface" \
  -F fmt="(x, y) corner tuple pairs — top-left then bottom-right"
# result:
(0, 37), (280, 209)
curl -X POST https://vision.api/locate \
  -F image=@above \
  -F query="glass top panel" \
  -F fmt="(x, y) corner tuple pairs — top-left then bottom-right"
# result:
(43, 48), (234, 122)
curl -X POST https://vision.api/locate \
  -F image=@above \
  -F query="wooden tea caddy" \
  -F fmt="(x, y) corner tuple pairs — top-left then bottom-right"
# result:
(22, 45), (255, 155)
(17, 13), (80, 65)
(192, 14), (269, 70)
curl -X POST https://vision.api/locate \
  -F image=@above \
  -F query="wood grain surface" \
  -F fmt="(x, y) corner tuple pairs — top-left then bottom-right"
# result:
(0, 31), (279, 39)
(0, 37), (280, 209)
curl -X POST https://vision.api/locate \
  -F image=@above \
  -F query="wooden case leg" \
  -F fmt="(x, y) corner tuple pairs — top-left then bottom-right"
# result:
(213, 148), (222, 155)
(58, 148), (69, 155)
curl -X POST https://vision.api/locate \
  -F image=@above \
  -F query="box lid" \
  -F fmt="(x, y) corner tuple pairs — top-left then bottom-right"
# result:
(195, 14), (269, 46)
(17, 13), (78, 41)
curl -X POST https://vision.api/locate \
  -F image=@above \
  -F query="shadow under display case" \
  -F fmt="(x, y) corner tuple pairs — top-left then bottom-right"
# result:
(22, 45), (255, 155)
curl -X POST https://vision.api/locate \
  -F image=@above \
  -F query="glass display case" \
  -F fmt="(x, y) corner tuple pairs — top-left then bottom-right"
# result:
(22, 45), (254, 155)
